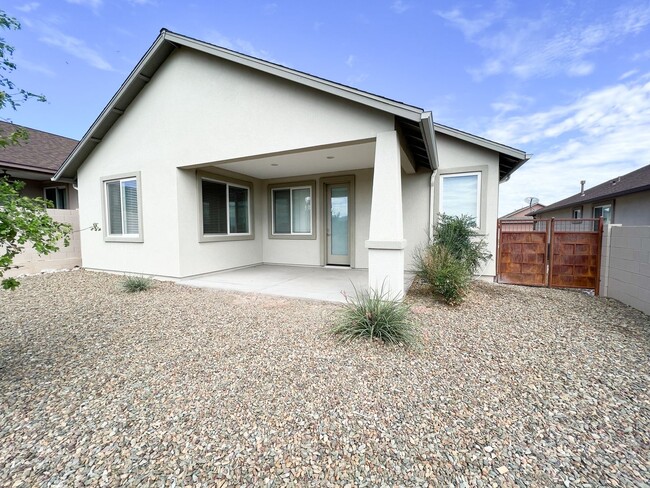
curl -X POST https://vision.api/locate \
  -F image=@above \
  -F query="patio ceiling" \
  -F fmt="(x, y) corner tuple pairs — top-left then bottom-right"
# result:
(199, 141), (376, 179)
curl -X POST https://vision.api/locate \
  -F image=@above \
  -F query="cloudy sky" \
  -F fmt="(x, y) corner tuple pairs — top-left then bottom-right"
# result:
(2, 0), (649, 214)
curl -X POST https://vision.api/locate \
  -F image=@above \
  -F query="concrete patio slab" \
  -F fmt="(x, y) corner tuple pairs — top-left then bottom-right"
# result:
(178, 265), (415, 303)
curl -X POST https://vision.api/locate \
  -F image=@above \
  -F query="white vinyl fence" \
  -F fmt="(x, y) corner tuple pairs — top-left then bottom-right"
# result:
(4, 209), (82, 278)
(600, 225), (650, 316)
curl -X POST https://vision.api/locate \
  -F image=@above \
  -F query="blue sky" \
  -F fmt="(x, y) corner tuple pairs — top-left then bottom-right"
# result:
(2, 0), (650, 214)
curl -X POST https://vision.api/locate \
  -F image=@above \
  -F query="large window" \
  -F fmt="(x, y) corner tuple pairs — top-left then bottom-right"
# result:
(201, 177), (250, 236)
(44, 186), (67, 209)
(103, 175), (141, 240)
(272, 186), (312, 235)
(440, 172), (481, 227)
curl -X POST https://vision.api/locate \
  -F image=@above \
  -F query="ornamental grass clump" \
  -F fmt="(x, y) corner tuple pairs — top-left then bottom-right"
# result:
(121, 275), (154, 293)
(331, 285), (419, 346)
(415, 243), (471, 305)
(414, 214), (491, 305)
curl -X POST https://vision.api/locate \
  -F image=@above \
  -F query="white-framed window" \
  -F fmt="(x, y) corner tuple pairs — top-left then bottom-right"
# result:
(271, 186), (312, 235)
(440, 171), (481, 227)
(201, 177), (250, 236)
(44, 186), (67, 209)
(103, 176), (141, 240)
(572, 207), (582, 219)
(593, 204), (612, 225)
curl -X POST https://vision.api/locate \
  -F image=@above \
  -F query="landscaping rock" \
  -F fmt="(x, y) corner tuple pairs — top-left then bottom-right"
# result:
(0, 270), (648, 486)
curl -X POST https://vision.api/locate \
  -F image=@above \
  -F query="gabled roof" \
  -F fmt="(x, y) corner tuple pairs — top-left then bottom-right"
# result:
(499, 203), (545, 220)
(530, 163), (650, 216)
(433, 124), (529, 181)
(0, 121), (78, 174)
(54, 29), (528, 182)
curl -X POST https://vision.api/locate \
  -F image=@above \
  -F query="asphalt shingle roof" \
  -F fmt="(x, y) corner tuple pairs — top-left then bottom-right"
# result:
(0, 122), (78, 173)
(530, 164), (650, 216)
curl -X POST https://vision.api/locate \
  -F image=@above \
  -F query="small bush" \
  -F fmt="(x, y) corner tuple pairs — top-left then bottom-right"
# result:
(332, 285), (419, 346)
(435, 214), (491, 274)
(122, 275), (154, 293)
(415, 244), (471, 305)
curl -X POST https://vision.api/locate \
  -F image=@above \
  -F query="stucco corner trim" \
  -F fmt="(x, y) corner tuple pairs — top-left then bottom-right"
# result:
(365, 239), (407, 250)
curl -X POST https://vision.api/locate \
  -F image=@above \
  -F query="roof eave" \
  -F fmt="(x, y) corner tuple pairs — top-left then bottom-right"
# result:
(533, 184), (650, 216)
(55, 30), (430, 181)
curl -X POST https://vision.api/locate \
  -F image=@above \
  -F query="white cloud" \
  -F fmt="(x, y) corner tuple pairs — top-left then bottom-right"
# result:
(204, 31), (277, 63)
(65, 0), (102, 9)
(620, 69), (639, 80)
(493, 74), (650, 213)
(16, 2), (40, 12)
(346, 54), (355, 68)
(13, 55), (55, 77)
(439, 2), (650, 80)
(490, 93), (534, 114)
(391, 1), (409, 14)
(37, 25), (113, 71)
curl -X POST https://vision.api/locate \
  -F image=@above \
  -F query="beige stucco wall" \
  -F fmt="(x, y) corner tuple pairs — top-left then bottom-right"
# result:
(434, 133), (501, 277)
(76, 46), (395, 278)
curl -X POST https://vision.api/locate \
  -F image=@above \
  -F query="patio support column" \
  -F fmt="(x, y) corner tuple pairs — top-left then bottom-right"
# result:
(366, 130), (406, 298)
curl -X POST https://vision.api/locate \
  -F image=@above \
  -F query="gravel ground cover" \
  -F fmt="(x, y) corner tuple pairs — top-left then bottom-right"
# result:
(0, 270), (649, 487)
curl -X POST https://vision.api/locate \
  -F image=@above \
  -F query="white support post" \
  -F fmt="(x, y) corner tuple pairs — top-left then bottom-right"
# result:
(366, 130), (406, 298)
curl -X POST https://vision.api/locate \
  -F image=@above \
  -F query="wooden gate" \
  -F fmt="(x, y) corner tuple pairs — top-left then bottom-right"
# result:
(497, 218), (603, 294)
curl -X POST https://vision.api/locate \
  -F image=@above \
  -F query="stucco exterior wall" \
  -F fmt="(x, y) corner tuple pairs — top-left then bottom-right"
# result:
(76, 46), (394, 278)
(434, 133), (501, 277)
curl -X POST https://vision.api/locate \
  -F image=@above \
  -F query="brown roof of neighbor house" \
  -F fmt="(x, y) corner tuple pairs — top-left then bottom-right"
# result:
(0, 121), (78, 174)
(529, 163), (650, 216)
(499, 203), (545, 219)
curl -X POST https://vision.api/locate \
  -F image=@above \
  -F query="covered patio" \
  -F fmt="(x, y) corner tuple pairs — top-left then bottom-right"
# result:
(179, 264), (416, 303)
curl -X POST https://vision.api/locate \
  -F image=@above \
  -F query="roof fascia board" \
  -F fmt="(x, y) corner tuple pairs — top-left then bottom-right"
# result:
(0, 161), (56, 174)
(163, 31), (423, 123)
(53, 33), (170, 180)
(434, 123), (527, 160)
(419, 112), (438, 170)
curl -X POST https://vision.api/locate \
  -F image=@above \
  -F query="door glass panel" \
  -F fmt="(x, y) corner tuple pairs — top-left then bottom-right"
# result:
(330, 186), (348, 256)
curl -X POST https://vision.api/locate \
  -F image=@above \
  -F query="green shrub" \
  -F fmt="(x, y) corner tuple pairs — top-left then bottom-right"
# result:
(331, 285), (419, 346)
(434, 214), (491, 274)
(415, 243), (471, 305)
(121, 275), (154, 293)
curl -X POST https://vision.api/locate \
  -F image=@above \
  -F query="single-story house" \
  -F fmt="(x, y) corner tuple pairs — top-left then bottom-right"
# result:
(530, 164), (650, 226)
(500, 203), (545, 220)
(53, 30), (529, 297)
(0, 121), (79, 208)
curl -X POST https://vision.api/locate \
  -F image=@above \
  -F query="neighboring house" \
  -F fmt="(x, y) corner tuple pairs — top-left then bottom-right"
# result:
(53, 30), (529, 297)
(0, 121), (79, 208)
(500, 203), (546, 220)
(530, 164), (650, 226)
(499, 203), (546, 231)
(1, 122), (82, 276)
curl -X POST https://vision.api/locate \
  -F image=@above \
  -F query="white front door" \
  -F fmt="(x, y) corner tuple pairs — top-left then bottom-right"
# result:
(326, 184), (350, 265)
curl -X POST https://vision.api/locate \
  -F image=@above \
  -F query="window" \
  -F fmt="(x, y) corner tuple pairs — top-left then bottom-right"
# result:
(440, 172), (481, 227)
(272, 186), (312, 235)
(44, 187), (67, 209)
(572, 207), (582, 219)
(201, 177), (250, 236)
(593, 204), (612, 225)
(104, 176), (140, 239)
